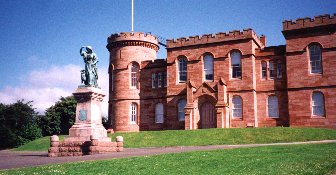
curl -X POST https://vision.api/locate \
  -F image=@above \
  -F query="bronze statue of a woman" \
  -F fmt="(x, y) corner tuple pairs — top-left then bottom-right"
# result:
(80, 46), (98, 87)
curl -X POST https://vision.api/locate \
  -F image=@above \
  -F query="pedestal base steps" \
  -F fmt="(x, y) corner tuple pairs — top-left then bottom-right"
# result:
(48, 135), (123, 157)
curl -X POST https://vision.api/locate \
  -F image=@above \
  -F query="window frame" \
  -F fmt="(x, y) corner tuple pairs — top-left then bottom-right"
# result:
(276, 60), (282, 79)
(151, 73), (157, 88)
(261, 61), (267, 80)
(178, 57), (187, 83)
(311, 91), (325, 117)
(131, 63), (139, 89)
(203, 54), (214, 81)
(163, 72), (167, 87)
(158, 72), (163, 88)
(130, 103), (137, 124)
(308, 44), (322, 74)
(177, 99), (187, 121)
(155, 103), (164, 123)
(269, 61), (274, 80)
(268, 95), (279, 118)
(231, 51), (242, 79)
(232, 96), (243, 118)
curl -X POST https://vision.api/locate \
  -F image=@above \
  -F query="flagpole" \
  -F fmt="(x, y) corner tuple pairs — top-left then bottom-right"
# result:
(132, 0), (134, 33)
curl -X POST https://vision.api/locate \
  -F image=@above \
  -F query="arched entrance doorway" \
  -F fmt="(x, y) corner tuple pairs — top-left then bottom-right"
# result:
(200, 102), (216, 129)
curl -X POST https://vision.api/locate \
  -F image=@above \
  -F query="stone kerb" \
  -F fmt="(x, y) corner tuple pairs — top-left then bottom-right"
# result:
(166, 28), (263, 48)
(282, 14), (336, 31)
(48, 135), (124, 157)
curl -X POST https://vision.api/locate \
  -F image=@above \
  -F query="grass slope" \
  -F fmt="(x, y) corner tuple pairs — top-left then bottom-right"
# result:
(14, 136), (65, 151)
(111, 127), (336, 148)
(14, 127), (336, 151)
(2, 143), (336, 175)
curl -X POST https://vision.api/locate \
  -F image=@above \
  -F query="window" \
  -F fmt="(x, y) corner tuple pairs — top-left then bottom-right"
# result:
(232, 96), (242, 118)
(155, 103), (164, 123)
(151, 73), (157, 88)
(261, 61), (267, 79)
(178, 57), (187, 82)
(309, 45), (322, 74)
(178, 99), (186, 121)
(231, 51), (242, 79)
(269, 61), (274, 79)
(130, 103), (137, 124)
(277, 60), (282, 79)
(163, 72), (167, 87)
(131, 63), (139, 88)
(158, 72), (162, 88)
(152, 72), (167, 89)
(204, 54), (214, 81)
(111, 70), (114, 91)
(312, 92), (325, 116)
(268, 96), (279, 118)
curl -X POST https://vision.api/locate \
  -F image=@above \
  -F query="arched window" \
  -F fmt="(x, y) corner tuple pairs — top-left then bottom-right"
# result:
(109, 64), (114, 91)
(268, 96), (279, 118)
(232, 96), (242, 118)
(269, 61), (274, 79)
(155, 103), (164, 123)
(178, 57), (187, 82)
(131, 63), (139, 88)
(130, 103), (137, 124)
(261, 61), (267, 79)
(312, 92), (325, 116)
(177, 99), (187, 121)
(309, 44), (322, 74)
(231, 51), (242, 79)
(204, 54), (214, 81)
(277, 60), (282, 79)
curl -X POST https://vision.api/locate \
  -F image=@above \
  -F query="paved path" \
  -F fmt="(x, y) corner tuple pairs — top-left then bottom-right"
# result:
(1, 140), (335, 170)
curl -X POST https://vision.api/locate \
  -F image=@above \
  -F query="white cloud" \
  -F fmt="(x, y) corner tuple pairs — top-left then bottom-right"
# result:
(0, 64), (109, 116)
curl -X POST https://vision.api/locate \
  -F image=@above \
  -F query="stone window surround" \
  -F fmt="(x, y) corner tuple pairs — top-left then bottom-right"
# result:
(267, 95), (279, 118)
(308, 43), (323, 74)
(311, 91), (325, 117)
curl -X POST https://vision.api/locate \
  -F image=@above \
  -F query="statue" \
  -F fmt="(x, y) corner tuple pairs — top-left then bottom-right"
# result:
(80, 46), (99, 87)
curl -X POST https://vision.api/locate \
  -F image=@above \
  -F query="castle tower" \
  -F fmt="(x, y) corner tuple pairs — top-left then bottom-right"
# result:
(106, 32), (159, 132)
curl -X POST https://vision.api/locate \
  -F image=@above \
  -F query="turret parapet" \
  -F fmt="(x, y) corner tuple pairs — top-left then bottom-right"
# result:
(283, 14), (336, 31)
(167, 28), (264, 48)
(107, 32), (159, 51)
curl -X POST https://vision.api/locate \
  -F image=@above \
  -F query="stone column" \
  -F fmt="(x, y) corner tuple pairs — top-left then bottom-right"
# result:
(48, 135), (59, 157)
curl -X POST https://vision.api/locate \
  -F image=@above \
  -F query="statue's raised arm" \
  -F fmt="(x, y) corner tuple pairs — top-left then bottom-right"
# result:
(80, 46), (99, 88)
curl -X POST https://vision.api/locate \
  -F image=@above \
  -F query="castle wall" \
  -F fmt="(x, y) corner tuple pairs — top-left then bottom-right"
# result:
(283, 14), (336, 128)
(107, 32), (159, 132)
(107, 14), (336, 132)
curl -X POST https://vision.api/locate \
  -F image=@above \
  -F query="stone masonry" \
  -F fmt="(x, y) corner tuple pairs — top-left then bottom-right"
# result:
(107, 14), (336, 132)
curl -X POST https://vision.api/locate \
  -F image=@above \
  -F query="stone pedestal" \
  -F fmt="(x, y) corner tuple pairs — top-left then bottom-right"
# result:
(66, 86), (110, 142)
(48, 86), (123, 157)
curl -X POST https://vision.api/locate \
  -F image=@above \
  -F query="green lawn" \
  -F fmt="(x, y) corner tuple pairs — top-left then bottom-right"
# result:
(14, 135), (65, 151)
(2, 143), (336, 175)
(110, 127), (336, 148)
(14, 128), (336, 151)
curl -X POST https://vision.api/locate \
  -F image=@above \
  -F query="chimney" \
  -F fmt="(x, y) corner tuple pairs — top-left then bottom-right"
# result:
(260, 35), (266, 46)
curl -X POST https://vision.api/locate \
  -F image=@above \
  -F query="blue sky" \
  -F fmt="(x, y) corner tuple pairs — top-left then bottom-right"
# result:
(0, 0), (335, 114)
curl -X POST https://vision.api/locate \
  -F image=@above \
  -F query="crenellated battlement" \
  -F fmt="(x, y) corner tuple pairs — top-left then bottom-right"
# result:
(283, 14), (336, 31)
(107, 32), (159, 51)
(107, 32), (159, 45)
(167, 28), (264, 48)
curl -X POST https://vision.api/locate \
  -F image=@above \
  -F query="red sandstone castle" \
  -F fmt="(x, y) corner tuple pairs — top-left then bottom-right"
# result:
(106, 14), (336, 132)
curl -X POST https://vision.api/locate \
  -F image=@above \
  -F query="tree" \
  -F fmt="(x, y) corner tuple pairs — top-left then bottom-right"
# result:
(0, 100), (42, 149)
(41, 96), (76, 135)
(40, 106), (61, 135)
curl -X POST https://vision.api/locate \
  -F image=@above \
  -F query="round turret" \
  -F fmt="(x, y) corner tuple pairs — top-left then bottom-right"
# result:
(106, 32), (159, 132)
